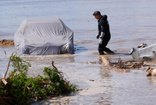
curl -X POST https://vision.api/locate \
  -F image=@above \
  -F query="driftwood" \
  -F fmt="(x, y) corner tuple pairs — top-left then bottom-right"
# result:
(146, 67), (156, 76)
(100, 56), (110, 66)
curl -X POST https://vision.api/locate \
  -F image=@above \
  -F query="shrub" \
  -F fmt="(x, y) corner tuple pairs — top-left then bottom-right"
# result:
(0, 55), (78, 105)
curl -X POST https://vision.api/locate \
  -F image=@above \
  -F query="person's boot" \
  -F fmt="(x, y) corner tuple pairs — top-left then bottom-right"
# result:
(104, 47), (114, 54)
(99, 51), (105, 55)
(98, 46), (105, 55)
(107, 50), (114, 54)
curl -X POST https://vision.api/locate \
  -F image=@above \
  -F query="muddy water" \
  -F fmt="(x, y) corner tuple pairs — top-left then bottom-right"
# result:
(1, 0), (156, 105)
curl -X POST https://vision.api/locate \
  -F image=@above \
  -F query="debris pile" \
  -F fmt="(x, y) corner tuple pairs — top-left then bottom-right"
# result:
(100, 56), (156, 73)
(110, 59), (144, 69)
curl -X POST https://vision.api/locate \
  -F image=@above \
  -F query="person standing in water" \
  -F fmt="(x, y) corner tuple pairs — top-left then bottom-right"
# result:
(93, 11), (114, 55)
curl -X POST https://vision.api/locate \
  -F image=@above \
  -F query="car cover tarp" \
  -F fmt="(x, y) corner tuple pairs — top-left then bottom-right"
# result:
(14, 18), (74, 55)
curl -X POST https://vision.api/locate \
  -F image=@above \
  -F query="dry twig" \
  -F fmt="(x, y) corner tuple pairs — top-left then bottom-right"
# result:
(4, 54), (13, 79)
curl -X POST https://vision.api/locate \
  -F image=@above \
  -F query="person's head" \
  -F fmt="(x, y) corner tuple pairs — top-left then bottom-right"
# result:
(93, 11), (102, 19)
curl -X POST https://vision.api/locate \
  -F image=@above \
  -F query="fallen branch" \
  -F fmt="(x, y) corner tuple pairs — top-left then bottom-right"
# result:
(51, 61), (58, 71)
(51, 61), (63, 76)
(0, 55), (78, 105)
(4, 54), (13, 79)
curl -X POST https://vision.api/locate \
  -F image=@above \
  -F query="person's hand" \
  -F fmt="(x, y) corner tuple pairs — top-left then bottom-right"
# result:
(96, 35), (100, 39)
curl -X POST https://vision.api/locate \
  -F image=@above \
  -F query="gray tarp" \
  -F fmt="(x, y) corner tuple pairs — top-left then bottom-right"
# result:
(14, 18), (74, 55)
(130, 43), (156, 60)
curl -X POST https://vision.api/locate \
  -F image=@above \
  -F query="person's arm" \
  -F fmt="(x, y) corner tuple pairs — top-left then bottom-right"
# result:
(100, 15), (108, 33)
(98, 24), (101, 35)
(96, 23), (101, 39)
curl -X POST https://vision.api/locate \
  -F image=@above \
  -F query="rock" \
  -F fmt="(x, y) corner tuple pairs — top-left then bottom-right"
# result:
(146, 67), (156, 76)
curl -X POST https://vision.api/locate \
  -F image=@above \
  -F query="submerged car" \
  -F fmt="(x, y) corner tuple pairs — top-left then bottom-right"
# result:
(14, 18), (74, 55)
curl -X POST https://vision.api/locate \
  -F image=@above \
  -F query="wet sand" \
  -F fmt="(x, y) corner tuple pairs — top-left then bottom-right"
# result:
(1, 0), (156, 104)
(22, 51), (156, 105)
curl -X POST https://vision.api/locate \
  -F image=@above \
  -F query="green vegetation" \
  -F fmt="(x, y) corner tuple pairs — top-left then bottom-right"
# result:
(0, 55), (78, 105)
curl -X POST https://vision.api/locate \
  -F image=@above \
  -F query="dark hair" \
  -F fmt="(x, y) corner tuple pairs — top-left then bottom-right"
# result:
(93, 11), (101, 16)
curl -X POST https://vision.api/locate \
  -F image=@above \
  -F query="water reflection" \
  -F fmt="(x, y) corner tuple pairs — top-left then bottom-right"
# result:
(74, 44), (88, 54)
(147, 76), (156, 85)
(21, 54), (75, 77)
(0, 47), (15, 78)
(100, 66), (112, 79)
(98, 65), (113, 105)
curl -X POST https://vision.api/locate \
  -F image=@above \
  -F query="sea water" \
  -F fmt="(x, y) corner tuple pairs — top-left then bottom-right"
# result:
(0, 0), (156, 104)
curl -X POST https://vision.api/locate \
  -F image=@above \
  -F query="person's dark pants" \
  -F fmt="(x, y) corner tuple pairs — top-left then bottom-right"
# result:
(98, 33), (113, 55)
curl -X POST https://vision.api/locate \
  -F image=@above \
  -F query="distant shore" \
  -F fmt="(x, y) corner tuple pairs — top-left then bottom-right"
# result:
(0, 39), (14, 47)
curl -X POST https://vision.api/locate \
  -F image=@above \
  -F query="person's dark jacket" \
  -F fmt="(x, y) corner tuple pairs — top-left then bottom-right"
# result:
(98, 15), (111, 38)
